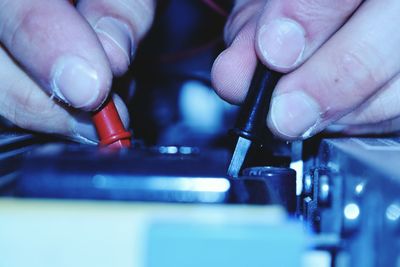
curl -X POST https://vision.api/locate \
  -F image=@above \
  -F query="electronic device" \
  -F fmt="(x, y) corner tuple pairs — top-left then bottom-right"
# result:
(1, 132), (399, 266)
(0, 1), (398, 266)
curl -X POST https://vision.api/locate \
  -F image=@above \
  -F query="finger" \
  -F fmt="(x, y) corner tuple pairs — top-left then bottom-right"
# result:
(255, 0), (362, 72)
(223, 0), (264, 45)
(327, 117), (400, 136)
(212, 0), (362, 103)
(337, 74), (400, 125)
(0, 47), (130, 144)
(112, 93), (130, 129)
(0, 45), (88, 141)
(212, 20), (258, 104)
(0, 0), (112, 110)
(211, 0), (263, 104)
(77, 0), (156, 76)
(267, 0), (400, 140)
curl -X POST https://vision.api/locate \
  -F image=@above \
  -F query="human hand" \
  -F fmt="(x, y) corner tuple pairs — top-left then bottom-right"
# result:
(212, 0), (400, 139)
(0, 0), (155, 143)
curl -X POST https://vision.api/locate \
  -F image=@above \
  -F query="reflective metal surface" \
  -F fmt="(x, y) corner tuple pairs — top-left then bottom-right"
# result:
(302, 138), (400, 267)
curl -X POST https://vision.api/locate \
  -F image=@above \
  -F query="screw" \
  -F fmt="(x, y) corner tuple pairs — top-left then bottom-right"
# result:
(303, 173), (313, 196)
(342, 202), (361, 236)
(318, 175), (330, 206)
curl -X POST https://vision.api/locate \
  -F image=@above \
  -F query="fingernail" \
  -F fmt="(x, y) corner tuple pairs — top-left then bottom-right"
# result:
(269, 91), (320, 138)
(258, 18), (306, 69)
(52, 56), (100, 109)
(95, 17), (135, 63)
(70, 113), (98, 145)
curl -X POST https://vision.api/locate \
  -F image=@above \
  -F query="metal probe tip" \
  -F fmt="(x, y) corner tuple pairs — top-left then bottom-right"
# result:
(227, 137), (252, 178)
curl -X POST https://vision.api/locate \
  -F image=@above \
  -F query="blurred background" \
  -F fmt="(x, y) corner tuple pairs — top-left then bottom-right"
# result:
(115, 0), (236, 147)
(1, 2), (398, 267)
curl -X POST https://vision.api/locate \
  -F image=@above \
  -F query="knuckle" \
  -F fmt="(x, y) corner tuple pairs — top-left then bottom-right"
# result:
(0, 0), (12, 37)
(224, 0), (263, 45)
(290, 0), (361, 19)
(85, 0), (156, 40)
(340, 49), (373, 85)
(337, 0), (363, 14)
(126, 0), (155, 38)
(367, 79), (400, 123)
(332, 45), (386, 101)
(12, 90), (42, 129)
(4, 3), (60, 52)
(361, 100), (388, 124)
(9, 87), (60, 131)
(286, 0), (362, 35)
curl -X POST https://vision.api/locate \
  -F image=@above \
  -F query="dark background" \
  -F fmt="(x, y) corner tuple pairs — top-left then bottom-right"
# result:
(115, 0), (236, 147)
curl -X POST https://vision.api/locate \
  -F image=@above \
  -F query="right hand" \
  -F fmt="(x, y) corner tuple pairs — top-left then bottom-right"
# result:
(212, 0), (400, 139)
(0, 0), (155, 143)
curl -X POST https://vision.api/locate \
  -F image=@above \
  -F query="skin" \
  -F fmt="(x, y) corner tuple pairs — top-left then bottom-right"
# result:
(1, 0), (399, 143)
(212, 0), (400, 139)
(0, 0), (154, 143)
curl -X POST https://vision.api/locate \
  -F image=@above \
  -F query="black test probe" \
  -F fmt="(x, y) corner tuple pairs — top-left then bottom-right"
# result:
(227, 62), (282, 177)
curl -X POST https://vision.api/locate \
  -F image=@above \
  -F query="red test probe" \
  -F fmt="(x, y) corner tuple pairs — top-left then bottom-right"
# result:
(92, 98), (131, 149)
(69, 0), (131, 148)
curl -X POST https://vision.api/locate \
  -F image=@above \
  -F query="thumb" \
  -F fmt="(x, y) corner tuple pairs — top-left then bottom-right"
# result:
(0, 0), (112, 110)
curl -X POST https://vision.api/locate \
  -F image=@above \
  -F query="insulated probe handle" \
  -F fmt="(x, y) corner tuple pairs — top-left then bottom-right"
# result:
(92, 97), (131, 148)
(233, 62), (282, 143)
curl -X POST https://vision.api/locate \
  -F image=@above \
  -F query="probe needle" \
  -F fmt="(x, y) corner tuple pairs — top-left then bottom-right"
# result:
(227, 136), (252, 177)
(227, 62), (282, 177)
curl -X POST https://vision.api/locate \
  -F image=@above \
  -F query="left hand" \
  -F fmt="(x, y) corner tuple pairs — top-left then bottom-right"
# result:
(0, 0), (155, 143)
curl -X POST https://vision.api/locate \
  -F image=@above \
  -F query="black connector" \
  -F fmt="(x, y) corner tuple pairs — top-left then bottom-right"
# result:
(233, 61), (282, 143)
(227, 62), (282, 177)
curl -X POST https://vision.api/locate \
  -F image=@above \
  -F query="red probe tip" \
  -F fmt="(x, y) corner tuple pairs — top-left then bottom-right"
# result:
(92, 98), (131, 149)
(68, 1), (130, 149)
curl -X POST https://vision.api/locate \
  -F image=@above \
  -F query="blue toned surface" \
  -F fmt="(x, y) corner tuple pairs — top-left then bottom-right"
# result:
(146, 220), (304, 267)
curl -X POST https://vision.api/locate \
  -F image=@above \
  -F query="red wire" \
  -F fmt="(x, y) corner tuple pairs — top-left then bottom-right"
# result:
(157, 0), (229, 63)
(159, 38), (223, 63)
(200, 0), (229, 17)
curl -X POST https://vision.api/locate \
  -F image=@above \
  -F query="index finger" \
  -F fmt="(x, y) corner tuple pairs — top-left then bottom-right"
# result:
(267, 0), (400, 139)
(0, 0), (112, 110)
